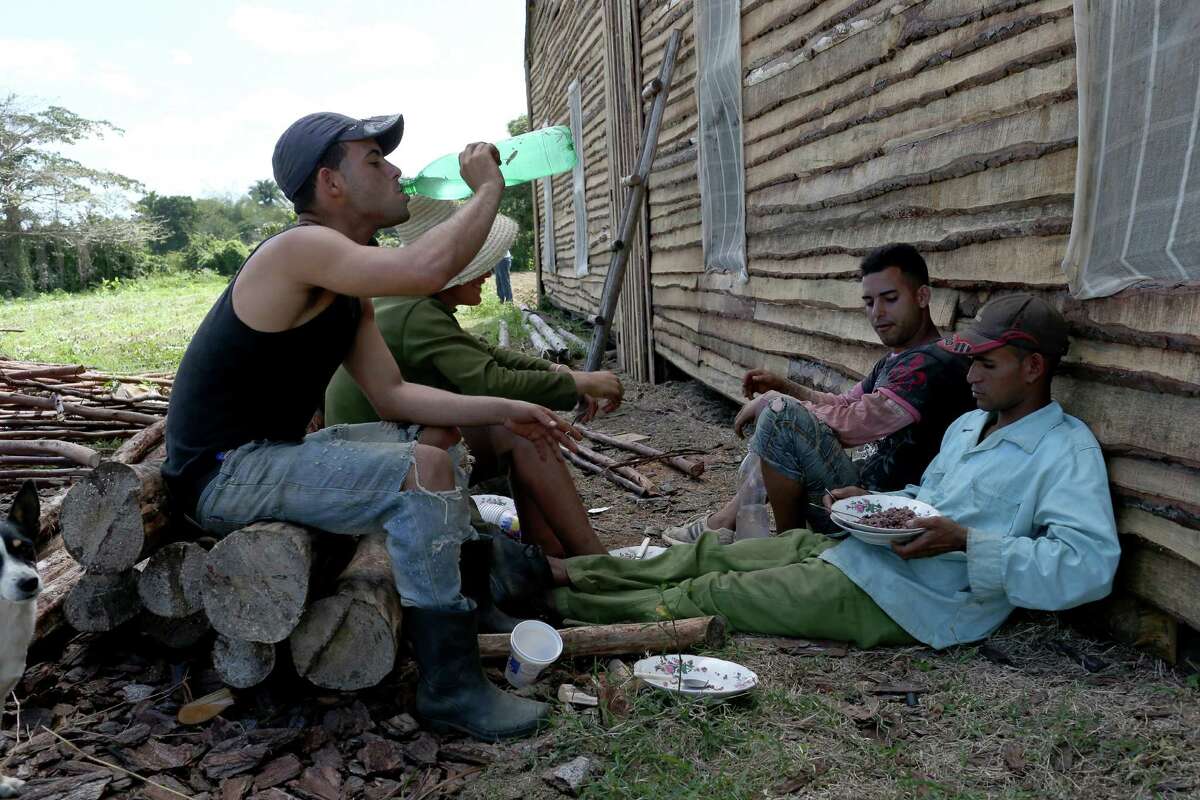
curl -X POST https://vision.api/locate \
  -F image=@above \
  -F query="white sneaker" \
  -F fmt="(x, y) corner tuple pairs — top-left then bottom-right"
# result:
(662, 515), (735, 546)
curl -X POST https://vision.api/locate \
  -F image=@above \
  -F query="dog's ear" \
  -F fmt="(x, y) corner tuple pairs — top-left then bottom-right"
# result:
(8, 479), (40, 540)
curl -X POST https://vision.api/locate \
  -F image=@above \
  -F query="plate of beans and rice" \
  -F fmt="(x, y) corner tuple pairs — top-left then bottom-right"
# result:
(828, 495), (940, 546)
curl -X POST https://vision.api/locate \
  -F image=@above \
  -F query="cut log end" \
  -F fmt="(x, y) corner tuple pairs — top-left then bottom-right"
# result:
(288, 534), (402, 690)
(60, 460), (167, 574)
(202, 522), (315, 643)
(138, 541), (208, 618)
(213, 635), (276, 689)
(290, 594), (400, 690)
(64, 570), (141, 632)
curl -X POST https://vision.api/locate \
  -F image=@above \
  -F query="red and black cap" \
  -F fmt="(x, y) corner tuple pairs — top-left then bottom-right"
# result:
(272, 112), (405, 201)
(939, 294), (1070, 357)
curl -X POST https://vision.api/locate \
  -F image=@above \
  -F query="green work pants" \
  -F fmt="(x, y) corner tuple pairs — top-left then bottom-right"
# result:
(553, 530), (915, 648)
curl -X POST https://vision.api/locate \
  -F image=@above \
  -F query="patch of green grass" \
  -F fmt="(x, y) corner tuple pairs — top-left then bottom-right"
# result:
(0, 271), (227, 373)
(458, 281), (530, 349)
(544, 688), (806, 800)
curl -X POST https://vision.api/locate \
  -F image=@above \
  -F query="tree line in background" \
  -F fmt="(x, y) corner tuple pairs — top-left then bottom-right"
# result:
(0, 93), (534, 298)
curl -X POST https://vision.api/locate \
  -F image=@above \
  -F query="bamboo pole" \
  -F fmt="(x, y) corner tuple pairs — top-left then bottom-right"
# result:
(584, 29), (683, 372)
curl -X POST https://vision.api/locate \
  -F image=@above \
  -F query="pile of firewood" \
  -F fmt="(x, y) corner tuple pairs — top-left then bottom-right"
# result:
(0, 357), (169, 488)
(37, 441), (725, 693)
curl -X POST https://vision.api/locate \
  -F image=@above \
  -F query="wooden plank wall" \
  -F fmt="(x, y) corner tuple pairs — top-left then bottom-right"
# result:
(528, 0), (1200, 653)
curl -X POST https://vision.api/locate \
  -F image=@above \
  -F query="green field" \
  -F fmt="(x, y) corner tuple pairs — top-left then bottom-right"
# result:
(0, 272), (229, 373)
(0, 270), (557, 375)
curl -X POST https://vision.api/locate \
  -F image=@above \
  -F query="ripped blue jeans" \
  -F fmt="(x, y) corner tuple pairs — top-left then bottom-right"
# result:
(749, 396), (861, 532)
(195, 422), (476, 611)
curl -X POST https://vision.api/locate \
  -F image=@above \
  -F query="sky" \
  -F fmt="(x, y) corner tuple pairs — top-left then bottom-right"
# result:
(1, 1), (528, 199)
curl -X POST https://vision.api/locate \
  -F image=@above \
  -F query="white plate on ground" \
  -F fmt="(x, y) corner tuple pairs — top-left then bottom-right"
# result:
(609, 545), (668, 560)
(633, 654), (758, 700)
(829, 495), (939, 546)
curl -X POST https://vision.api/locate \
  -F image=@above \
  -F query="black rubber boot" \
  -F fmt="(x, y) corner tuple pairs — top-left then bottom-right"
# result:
(489, 534), (553, 611)
(460, 536), (523, 634)
(405, 607), (550, 741)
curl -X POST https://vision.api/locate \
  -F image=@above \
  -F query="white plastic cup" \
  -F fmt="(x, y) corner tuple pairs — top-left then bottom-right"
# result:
(504, 620), (563, 688)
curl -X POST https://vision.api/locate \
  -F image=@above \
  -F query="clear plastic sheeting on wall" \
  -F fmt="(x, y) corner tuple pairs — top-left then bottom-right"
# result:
(1063, 0), (1200, 298)
(568, 79), (589, 277)
(695, 0), (747, 281)
(541, 175), (556, 275)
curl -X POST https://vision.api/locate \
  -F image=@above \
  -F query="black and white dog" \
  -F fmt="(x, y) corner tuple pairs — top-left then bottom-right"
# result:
(0, 481), (41, 798)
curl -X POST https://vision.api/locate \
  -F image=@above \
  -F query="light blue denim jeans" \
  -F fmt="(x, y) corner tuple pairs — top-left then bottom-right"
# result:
(195, 421), (476, 611)
(749, 397), (860, 532)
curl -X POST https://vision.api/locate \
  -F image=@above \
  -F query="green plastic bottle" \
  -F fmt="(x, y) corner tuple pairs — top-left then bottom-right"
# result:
(400, 125), (577, 200)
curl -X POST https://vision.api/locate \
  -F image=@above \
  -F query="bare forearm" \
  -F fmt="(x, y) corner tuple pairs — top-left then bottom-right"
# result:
(373, 381), (514, 427)
(781, 379), (817, 402)
(392, 183), (504, 293)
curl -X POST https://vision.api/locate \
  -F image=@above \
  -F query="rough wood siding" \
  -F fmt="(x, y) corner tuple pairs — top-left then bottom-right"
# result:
(528, 0), (1200, 646)
(527, 0), (612, 317)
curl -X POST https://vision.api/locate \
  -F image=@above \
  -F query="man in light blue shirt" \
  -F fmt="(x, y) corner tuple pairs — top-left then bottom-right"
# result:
(536, 295), (1121, 650)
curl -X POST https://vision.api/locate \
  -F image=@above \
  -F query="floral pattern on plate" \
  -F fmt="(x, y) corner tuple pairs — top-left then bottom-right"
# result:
(633, 654), (759, 700)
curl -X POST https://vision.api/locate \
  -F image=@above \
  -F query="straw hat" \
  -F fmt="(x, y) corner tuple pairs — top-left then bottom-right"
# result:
(393, 195), (518, 289)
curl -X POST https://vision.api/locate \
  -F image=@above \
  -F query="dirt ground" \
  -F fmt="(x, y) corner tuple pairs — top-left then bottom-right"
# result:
(3, 286), (1199, 799)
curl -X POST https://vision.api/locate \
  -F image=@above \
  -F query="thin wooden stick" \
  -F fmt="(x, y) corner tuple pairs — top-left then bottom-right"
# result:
(560, 446), (650, 497)
(1, 365), (84, 380)
(0, 390), (160, 425)
(577, 426), (704, 478)
(0, 440), (100, 467)
(573, 442), (657, 494)
(39, 727), (194, 799)
(0, 468), (92, 480)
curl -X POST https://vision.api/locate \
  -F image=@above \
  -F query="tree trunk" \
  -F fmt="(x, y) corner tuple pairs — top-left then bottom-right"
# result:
(212, 635), (276, 689)
(477, 615), (728, 658)
(202, 521), (315, 644)
(138, 541), (207, 618)
(64, 570), (141, 632)
(60, 460), (169, 573)
(289, 534), (403, 690)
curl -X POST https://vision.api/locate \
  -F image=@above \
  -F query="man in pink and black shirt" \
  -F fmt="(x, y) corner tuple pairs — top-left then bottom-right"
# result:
(665, 243), (974, 544)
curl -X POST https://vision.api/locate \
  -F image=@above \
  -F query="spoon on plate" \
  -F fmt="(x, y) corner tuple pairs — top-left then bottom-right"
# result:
(635, 674), (712, 689)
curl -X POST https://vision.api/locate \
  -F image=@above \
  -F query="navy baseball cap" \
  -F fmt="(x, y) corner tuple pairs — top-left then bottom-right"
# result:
(272, 112), (404, 201)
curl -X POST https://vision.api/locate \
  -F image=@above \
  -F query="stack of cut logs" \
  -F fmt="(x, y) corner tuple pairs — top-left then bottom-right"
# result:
(0, 358), (169, 488)
(38, 432), (724, 693)
(516, 306), (588, 363)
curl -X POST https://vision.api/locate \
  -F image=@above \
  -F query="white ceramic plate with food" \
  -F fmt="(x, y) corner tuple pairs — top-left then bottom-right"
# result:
(632, 654), (758, 700)
(829, 495), (938, 545)
(609, 545), (668, 560)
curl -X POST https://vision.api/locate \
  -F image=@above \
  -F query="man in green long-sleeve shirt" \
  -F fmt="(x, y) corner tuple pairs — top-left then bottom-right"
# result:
(326, 267), (623, 557)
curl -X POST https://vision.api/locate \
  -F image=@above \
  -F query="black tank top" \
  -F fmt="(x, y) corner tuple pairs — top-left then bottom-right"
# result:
(163, 227), (362, 515)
